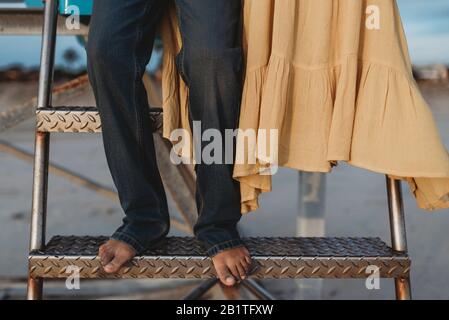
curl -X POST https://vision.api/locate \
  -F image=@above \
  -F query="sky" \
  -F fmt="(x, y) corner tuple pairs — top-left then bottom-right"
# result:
(397, 0), (449, 64)
(0, 0), (448, 70)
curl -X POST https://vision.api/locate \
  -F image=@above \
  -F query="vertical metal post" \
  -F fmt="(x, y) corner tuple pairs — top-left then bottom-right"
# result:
(296, 172), (326, 299)
(27, 0), (59, 300)
(386, 176), (412, 300)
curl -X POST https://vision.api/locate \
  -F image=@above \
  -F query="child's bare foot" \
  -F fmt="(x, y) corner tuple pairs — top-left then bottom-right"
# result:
(99, 239), (137, 274)
(212, 246), (252, 286)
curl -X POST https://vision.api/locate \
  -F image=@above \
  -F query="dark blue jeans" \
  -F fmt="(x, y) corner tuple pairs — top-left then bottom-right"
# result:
(87, 0), (244, 256)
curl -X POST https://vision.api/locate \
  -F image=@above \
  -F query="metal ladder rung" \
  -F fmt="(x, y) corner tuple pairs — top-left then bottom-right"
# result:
(29, 236), (410, 280)
(36, 106), (163, 133)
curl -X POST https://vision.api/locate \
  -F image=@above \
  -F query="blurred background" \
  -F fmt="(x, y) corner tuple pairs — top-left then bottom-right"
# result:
(0, 0), (448, 300)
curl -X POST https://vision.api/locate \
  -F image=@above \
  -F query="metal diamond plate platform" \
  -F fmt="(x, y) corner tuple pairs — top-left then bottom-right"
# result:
(36, 106), (163, 133)
(29, 236), (410, 280)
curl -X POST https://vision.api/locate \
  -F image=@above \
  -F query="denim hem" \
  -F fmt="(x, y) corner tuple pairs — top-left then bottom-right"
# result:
(111, 231), (146, 254)
(206, 238), (245, 257)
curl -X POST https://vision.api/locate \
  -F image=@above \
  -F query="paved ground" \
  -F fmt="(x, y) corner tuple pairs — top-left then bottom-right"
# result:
(0, 80), (448, 299)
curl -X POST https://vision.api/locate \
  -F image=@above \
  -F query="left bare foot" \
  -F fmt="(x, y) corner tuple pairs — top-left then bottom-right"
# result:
(212, 246), (252, 286)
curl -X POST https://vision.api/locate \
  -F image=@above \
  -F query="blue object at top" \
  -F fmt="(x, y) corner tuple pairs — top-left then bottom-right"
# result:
(25, 0), (93, 16)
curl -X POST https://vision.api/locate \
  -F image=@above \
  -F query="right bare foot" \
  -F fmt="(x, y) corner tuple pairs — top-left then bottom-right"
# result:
(98, 239), (137, 274)
(212, 246), (252, 287)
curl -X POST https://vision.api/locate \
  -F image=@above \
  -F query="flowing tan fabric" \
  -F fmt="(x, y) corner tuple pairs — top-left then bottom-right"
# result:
(160, 0), (449, 214)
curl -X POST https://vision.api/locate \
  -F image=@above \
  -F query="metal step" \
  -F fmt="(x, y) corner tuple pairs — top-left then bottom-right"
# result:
(29, 236), (410, 280)
(36, 106), (163, 133)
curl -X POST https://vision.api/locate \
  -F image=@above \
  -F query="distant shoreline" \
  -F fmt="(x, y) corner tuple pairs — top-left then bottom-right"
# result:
(0, 66), (85, 82)
(1, 64), (448, 83)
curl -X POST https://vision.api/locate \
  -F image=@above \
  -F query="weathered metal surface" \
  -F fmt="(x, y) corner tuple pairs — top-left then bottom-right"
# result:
(36, 106), (163, 133)
(29, 236), (410, 280)
(36, 106), (101, 133)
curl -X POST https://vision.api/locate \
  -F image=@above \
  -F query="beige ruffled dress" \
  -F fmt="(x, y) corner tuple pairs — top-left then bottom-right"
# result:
(160, 0), (449, 214)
